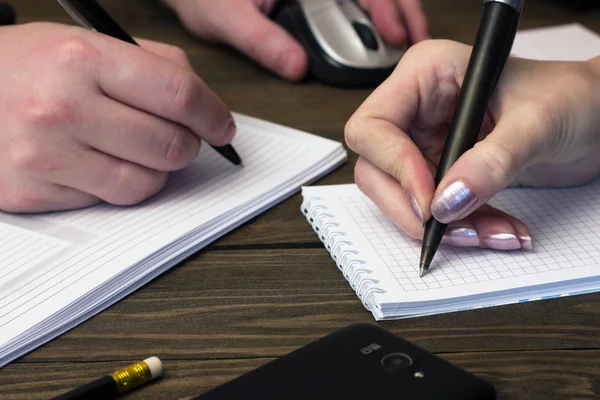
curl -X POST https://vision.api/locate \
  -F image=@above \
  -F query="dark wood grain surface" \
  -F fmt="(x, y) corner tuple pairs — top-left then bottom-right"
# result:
(2, 1), (600, 399)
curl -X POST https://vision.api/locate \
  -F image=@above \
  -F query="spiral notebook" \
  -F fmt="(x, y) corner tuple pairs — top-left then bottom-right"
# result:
(0, 113), (347, 367)
(301, 183), (600, 320)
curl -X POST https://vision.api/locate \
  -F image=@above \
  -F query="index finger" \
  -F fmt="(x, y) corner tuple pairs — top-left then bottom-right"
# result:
(91, 34), (235, 146)
(345, 41), (472, 220)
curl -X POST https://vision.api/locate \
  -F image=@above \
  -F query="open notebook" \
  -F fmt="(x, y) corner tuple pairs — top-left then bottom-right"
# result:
(0, 113), (346, 367)
(301, 183), (600, 320)
(299, 23), (600, 321)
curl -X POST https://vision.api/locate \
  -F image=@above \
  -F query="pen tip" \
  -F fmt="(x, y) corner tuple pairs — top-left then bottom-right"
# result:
(239, 161), (244, 168)
(419, 245), (435, 278)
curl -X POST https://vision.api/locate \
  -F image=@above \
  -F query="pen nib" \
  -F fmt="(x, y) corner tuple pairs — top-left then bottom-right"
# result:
(418, 245), (435, 278)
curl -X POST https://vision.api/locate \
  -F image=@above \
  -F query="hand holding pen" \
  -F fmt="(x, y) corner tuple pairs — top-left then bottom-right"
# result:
(347, 0), (600, 274)
(418, 0), (522, 275)
(0, 4), (239, 213)
(57, 0), (242, 167)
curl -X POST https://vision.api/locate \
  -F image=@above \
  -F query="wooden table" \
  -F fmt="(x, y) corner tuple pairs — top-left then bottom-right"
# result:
(2, 0), (600, 398)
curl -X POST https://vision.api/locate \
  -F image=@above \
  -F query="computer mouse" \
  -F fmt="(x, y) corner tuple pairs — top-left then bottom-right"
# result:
(272, 0), (406, 87)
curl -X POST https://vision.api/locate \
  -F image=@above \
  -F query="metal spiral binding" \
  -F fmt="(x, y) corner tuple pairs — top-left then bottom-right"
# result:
(301, 196), (386, 311)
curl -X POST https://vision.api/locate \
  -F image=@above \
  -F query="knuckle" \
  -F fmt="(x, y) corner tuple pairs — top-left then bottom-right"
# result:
(22, 96), (78, 129)
(386, 158), (407, 183)
(383, 143), (415, 182)
(164, 71), (198, 112)
(478, 140), (517, 179)
(8, 141), (56, 173)
(53, 36), (97, 70)
(166, 45), (190, 66)
(163, 131), (199, 170)
(103, 165), (164, 205)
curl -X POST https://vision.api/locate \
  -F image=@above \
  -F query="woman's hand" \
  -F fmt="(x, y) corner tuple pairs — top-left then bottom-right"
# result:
(345, 39), (600, 250)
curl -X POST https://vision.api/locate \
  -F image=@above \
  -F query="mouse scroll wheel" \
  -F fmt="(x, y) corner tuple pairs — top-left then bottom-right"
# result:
(352, 22), (379, 51)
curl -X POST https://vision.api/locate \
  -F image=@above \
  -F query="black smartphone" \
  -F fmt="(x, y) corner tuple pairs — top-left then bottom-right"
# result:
(195, 323), (496, 399)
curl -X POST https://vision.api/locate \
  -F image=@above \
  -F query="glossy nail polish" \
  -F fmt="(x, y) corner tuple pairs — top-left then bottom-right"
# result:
(481, 233), (521, 251)
(441, 227), (480, 247)
(518, 235), (533, 251)
(431, 180), (479, 224)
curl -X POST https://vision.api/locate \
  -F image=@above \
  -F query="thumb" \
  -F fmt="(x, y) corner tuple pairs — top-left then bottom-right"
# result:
(216, 5), (308, 81)
(429, 114), (547, 224)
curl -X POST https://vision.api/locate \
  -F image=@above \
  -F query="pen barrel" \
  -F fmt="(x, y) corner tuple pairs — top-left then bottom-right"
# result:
(434, 1), (520, 184)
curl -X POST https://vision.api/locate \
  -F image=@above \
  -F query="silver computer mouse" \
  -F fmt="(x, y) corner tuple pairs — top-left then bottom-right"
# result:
(272, 0), (406, 86)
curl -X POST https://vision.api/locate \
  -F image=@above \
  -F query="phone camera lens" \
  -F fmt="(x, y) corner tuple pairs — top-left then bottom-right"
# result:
(381, 353), (413, 372)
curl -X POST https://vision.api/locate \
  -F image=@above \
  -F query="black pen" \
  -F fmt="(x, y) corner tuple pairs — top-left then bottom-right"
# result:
(57, 0), (243, 167)
(0, 3), (15, 25)
(53, 357), (163, 400)
(419, 0), (523, 277)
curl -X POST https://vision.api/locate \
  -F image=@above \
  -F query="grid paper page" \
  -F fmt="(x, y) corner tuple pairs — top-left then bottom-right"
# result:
(303, 182), (600, 305)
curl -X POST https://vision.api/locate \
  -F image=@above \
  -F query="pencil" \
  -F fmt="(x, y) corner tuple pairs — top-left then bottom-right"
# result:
(53, 357), (163, 400)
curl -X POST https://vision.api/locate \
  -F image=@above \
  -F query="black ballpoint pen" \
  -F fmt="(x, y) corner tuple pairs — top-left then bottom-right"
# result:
(419, 0), (523, 277)
(57, 0), (243, 167)
(0, 3), (15, 26)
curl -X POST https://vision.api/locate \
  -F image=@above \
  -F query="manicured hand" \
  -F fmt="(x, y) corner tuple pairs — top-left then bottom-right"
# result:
(0, 23), (234, 213)
(345, 40), (600, 250)
(162, 0), (429, 81)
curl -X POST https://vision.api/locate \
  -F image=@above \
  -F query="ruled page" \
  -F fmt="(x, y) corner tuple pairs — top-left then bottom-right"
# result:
(301, 183), (600, 307)
(0, 113), (345, 349)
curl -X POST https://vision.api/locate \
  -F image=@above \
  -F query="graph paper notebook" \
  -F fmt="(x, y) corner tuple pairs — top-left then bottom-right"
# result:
(301, 183), (600, 320)
(0, 113), (346, 367)
(297, 24), (600, 321)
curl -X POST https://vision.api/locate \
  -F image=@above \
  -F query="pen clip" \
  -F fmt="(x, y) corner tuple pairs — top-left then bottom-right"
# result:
(57, 0), (94, 30)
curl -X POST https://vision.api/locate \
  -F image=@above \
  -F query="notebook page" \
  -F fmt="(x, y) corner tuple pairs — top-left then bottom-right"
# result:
(511, 23), (600, 61)
(0, 113), (345, 348)
(302, 183), (600, 307)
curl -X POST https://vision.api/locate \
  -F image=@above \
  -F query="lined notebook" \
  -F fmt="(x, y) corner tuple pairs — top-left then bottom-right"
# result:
(299, 23), (600, 321)
(0, 113), (346, 367)
(301, 183), (600, 320)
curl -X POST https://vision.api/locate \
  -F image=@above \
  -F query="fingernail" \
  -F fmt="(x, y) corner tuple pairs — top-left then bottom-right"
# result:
(518, 235), (533, 251)
(431, 180), (479, 223)
(224, 119), (237, 142)
(481, 233), (521, 251)
(407, 192), (424, 226)
(442, 226), (480, 247)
